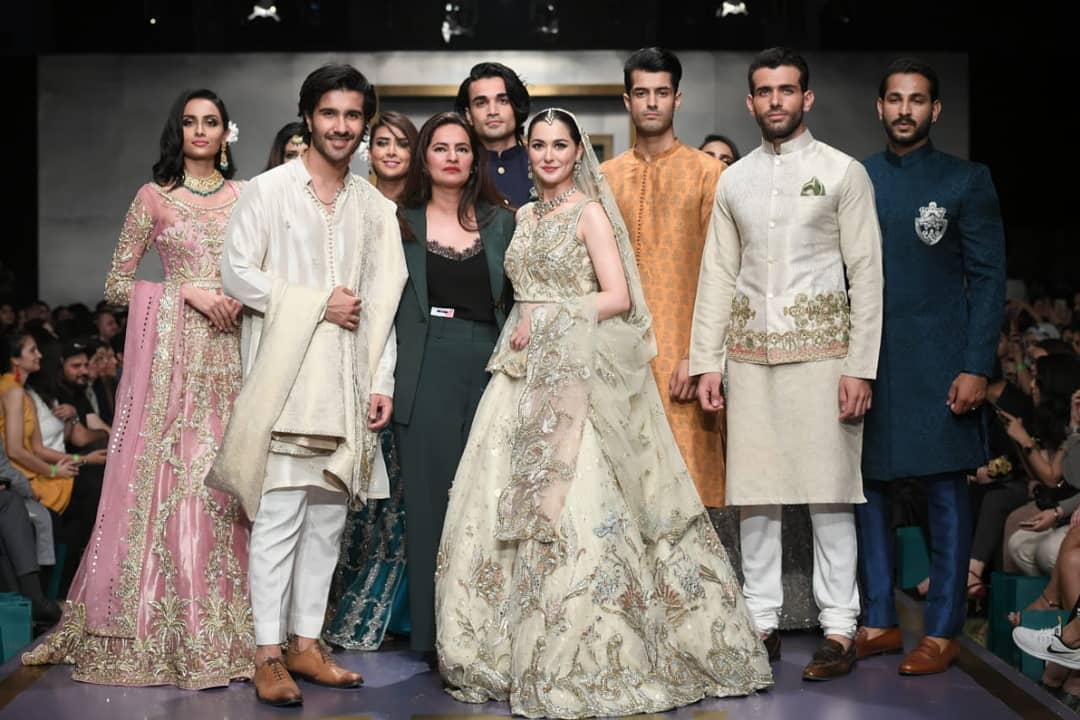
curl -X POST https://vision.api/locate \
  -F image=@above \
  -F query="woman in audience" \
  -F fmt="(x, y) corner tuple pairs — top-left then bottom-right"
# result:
(1001, 355), (1080, 578)
(0, 333), (80, 515)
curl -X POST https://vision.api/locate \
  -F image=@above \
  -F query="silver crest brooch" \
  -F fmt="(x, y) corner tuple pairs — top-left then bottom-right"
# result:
(915, 201), (948, 246)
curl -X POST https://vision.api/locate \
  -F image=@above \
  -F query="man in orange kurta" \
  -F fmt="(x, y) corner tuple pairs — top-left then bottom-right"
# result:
(601, 47), (726, 507)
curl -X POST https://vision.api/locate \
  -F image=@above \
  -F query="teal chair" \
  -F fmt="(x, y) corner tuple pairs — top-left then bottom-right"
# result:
(895, 526), (930, 590)
(0, 592), (32, 663)
(987, 571), (1050, 665)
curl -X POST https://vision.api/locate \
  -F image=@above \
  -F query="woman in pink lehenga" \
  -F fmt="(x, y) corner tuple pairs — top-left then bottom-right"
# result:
(23, 89), (254, 689)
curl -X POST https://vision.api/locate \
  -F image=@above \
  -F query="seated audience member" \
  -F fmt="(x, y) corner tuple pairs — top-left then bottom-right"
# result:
(965, 366), (1036, 599)
(1, 333), (79, 515)
(92, 308), (120, 343)
(0, 457), (62, 626)
(85, 338), (117, 426)
(0, 302), (15, 335)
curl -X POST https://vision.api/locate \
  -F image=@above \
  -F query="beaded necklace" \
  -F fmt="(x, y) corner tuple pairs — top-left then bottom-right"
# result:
(533, 184), (577, 218)
(183, 170), (225, 196)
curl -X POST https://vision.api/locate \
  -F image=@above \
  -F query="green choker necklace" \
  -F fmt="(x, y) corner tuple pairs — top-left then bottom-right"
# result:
(183, 170), (225, 196)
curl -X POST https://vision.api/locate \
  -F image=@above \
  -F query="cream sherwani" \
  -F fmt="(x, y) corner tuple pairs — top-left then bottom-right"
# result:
(689, 129), (883, 637)
(690, 129), (883, 505)
(215, 158), (407, 644)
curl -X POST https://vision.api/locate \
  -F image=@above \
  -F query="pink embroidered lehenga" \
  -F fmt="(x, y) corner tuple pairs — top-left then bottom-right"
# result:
(23, 181), (255, 688)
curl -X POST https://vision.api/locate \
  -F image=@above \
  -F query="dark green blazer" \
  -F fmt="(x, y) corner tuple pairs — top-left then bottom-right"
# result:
(393, 202), (515, 425)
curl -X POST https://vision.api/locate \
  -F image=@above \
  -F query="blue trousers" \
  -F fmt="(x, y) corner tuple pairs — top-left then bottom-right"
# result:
(855, 472), (971, 638)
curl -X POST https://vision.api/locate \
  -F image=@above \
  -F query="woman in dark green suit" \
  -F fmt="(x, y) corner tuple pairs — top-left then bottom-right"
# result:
(393, 112), (514, 656)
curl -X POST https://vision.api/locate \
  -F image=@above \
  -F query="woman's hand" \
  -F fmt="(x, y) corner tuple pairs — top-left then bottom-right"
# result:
(183, 285), (242, 332)
(998, 409), (1033, 446)
(510, 312), (532, 351)
(52, 403), (78, 422)
(82, 449), (108, 465)
(55, 456), (79, 477)
(1019, 508), (1059, 533)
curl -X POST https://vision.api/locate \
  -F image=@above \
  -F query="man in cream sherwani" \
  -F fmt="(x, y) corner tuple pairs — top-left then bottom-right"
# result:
(690, 47), (883, 682)
(213, 64), (407, 707)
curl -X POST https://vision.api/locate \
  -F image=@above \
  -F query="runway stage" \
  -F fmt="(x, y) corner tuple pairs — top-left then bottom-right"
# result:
(1, 619), (1072, 720)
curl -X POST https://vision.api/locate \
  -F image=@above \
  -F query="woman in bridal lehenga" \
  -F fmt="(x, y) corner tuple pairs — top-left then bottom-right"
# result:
(434, 108), (772, 719)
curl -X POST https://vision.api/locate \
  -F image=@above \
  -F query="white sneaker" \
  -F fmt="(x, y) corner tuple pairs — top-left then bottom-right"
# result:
(1012, 625), (1080, 670)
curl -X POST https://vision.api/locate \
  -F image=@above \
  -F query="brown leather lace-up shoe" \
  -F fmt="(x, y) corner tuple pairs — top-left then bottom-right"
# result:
(855, 626), (904, 660)
(898, 636), (960, 675)
(254, 657), (302, 706)
(802, 638), (857, 681)
(286, 641), (364, 688)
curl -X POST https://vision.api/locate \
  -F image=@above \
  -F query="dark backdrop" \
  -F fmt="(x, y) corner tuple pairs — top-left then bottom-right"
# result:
(2, 0), (1074, 303)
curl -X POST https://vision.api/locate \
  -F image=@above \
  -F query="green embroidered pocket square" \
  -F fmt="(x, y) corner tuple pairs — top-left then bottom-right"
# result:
(800, 177), (826, 196)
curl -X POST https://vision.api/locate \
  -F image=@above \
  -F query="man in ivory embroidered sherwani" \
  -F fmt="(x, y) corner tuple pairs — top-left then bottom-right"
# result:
(689, 47), (884, 681)
(213, 64), (407, 707)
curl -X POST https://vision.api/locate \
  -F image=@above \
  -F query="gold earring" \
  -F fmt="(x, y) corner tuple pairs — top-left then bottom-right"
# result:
(220, 143), (229, 171)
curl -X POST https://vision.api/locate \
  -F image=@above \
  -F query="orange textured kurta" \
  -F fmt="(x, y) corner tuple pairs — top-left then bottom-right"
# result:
(601, 141), (726, 506)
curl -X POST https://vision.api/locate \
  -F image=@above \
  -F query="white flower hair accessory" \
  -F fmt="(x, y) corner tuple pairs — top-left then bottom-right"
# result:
(226, 120), (240, 144)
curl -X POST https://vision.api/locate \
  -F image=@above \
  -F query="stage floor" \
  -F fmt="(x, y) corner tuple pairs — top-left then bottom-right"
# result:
(2, 626), (1071, 720)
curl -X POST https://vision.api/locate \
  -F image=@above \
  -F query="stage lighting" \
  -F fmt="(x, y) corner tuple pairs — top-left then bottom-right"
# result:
(441, 2), (477, 44)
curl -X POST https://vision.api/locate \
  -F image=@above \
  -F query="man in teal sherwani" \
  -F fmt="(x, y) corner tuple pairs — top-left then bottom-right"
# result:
(855, 58), (1006, 675)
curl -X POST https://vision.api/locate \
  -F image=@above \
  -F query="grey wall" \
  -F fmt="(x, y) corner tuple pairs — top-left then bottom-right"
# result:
(39, 50), (967, 305)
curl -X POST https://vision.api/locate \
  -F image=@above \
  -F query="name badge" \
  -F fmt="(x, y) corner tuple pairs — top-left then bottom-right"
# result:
(430, 306), (455, 318)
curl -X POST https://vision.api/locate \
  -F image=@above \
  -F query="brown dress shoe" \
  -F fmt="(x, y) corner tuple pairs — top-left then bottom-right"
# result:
(898, 636), (960, 675)
(802, 638), (857, 681)
(254, 657), (303, 707)
(855, 626), (904, 660)
(286, 641), (364, 688)
(763, 629), (781, 662)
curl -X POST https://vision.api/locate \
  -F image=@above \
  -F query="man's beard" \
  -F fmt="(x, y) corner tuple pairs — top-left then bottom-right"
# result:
(312, 132), (360, 162)
(883, 114), (932, 147)
(757, 108), (802, 142)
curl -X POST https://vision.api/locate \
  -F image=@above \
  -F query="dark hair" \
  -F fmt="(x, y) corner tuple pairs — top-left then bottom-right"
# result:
(399, 112), (502, 239)
(623, 47), (682, 94)
(27, 339), (66, 406)
(369, 111), (420, 178)
(748, 47), (810, 93)
(526, 109), (582, 145)
(878, 58), (940, 102)
(298, 64), (377, 133)
(699, 133), (742, 162)
(454, 62), (531, 140)
(1038, 339), (1077, 357)
(3, 333), (32, 373)
(152, 89), (237, 188)
(265, 121), (309, 171)
(1032, 354), (1080, 449)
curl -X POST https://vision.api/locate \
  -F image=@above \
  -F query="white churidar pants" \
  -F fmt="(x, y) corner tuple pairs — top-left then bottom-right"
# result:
(249, 453), (348, 646)
(740, 503), (860, 638)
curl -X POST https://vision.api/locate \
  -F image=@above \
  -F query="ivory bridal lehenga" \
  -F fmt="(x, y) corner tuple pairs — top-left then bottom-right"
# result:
(434, 111), (771, 719)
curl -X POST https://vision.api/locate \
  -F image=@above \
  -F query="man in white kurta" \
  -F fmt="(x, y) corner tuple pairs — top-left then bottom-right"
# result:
(690, 48), (883, 681)
(213, 65), (407, 707)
